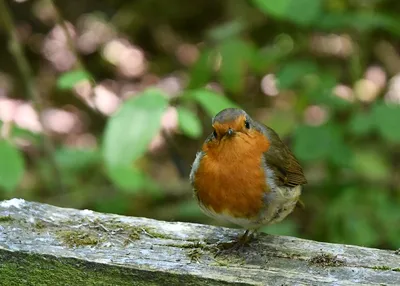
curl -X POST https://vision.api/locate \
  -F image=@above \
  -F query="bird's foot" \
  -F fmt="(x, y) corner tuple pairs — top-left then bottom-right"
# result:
(213, 230), (255, 256)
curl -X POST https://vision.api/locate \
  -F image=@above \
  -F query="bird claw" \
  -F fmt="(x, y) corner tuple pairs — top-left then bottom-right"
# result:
(212, 231), (254, 256)
(215, 241), (250, 257)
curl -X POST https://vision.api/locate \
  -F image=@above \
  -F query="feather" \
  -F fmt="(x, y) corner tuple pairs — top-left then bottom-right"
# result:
(261, 125), (307, 188)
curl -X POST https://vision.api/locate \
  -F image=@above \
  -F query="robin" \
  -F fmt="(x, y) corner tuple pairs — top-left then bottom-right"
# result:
(189, 108), (307, 249)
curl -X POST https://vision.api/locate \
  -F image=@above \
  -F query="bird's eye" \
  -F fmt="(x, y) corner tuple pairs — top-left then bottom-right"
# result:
(213, 130), (218, 138)
(244, 120), (250, 129)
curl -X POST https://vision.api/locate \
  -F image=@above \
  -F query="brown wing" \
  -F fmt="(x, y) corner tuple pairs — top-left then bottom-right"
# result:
(262, 126), (307, 188)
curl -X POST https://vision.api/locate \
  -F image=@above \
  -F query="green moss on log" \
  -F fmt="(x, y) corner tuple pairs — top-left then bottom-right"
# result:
(308, 253), (345, 267)
(56, 230), (101, 247)
(0, 250), (247, 286)
(0, 215), (14, 222)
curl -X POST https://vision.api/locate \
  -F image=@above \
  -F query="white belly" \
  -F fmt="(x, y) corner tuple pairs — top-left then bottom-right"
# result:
(258, 185), (302, 226)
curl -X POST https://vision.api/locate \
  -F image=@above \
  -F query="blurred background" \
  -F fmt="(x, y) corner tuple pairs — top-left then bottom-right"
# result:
(0, 0), (399, 250)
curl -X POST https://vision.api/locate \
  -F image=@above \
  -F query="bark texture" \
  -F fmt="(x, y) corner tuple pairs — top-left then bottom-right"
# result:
(0, 199), (399, 285)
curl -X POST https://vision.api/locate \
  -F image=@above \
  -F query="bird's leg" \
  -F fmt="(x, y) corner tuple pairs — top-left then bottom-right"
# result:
(237, 228), (260, 246)
(247, 228), (260, 241)
(237, 229), (251, 245)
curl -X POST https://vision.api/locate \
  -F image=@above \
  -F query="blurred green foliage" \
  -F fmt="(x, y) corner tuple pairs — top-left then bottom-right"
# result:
(0, 139), (25, 192)
(0, 0), (399, 250)
(57, 70), (92, 90)
(102, 88), (169, 190)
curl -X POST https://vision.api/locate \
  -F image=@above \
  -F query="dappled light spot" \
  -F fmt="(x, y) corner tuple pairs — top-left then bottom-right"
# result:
(149, 107), (178, 153)
(65, 133), (97, 149)
(161, 107), (179, 133)
(176, 44), (199, 66)
(73, 80), (92, 101)
(102, 39), (147, 78)
(42, 23), (77, 71)
(76, 14), (116, 54)
(42, 109), (79, 134)
(261, 74), (279, 96)
(149, 133), (165, 153)
(205, 82), (224, 94)
(156, 76), (184, 98)
(310, 34), (353, 58)
(14, 103), (42, 133)
(93, 85), (120, 115)
(77, 32), (101, 55)
(385, 74), (400, 104)
(333, 84), (354, 102)
(365, 66), (387, 90)
(118, 47), (147, 78)
(354, 79), (380, 103)
(32, 0), (57, 24)
(0, 98), (19, 122)
(102, 39), (127, 65)
(304, 105), (328, 126)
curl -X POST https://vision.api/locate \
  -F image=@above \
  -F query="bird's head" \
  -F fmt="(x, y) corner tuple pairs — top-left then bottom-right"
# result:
(202, 107), (270, 160)
(211, 108), (252, 140)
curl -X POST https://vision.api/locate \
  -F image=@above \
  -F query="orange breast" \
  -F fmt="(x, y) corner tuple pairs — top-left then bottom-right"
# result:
(193, 130), (270, 218)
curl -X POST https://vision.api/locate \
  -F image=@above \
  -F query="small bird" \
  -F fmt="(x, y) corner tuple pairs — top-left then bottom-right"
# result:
(189, 108), (307, 249)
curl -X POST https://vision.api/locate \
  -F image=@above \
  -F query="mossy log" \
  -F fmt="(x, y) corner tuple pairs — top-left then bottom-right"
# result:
(0, 199), (399, 285)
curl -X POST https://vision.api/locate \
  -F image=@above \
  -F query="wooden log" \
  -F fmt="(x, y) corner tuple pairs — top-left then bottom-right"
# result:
(0, 198), (399, 285)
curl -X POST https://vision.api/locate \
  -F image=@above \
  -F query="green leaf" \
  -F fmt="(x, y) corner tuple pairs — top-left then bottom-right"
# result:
(293, 123), (344, 162)
(305, 73), (349, 110)
(106, 165), (160, 194)
(348, 111), (373, 136)
(251, 43), (292, 73)
(55, 147), (101, 173)
(267, 110), (297, 137)
(251, 34), (295, 73)
(284, 0), (322, 26)
(276, 60), (318, 89)
(102, 88), (168, 192)
(187, 49), (216, 89)
(329, 138), (352, 167)
(327, 188), (386, 247)
(177, 107), (202, 139)
(252, 0), (288, 19)
(207, 20), (247, 42)
(352, 149), (389, 181)
(186, 88), (239, 117)
(218, 38), (256, 93)
(0, 140), (25, 192)
(318, 12), (400, 36)
(0, 120), (41, 146)
(372, 102), (400, 142)
(252, 0), (322, 26)
(292, 100), (350, 166)
(102, 88), (168, 167)
(57, 70), (92, 90)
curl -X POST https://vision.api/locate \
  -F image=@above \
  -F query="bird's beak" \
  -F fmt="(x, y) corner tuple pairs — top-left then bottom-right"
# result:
(227, 128), (234, 136)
